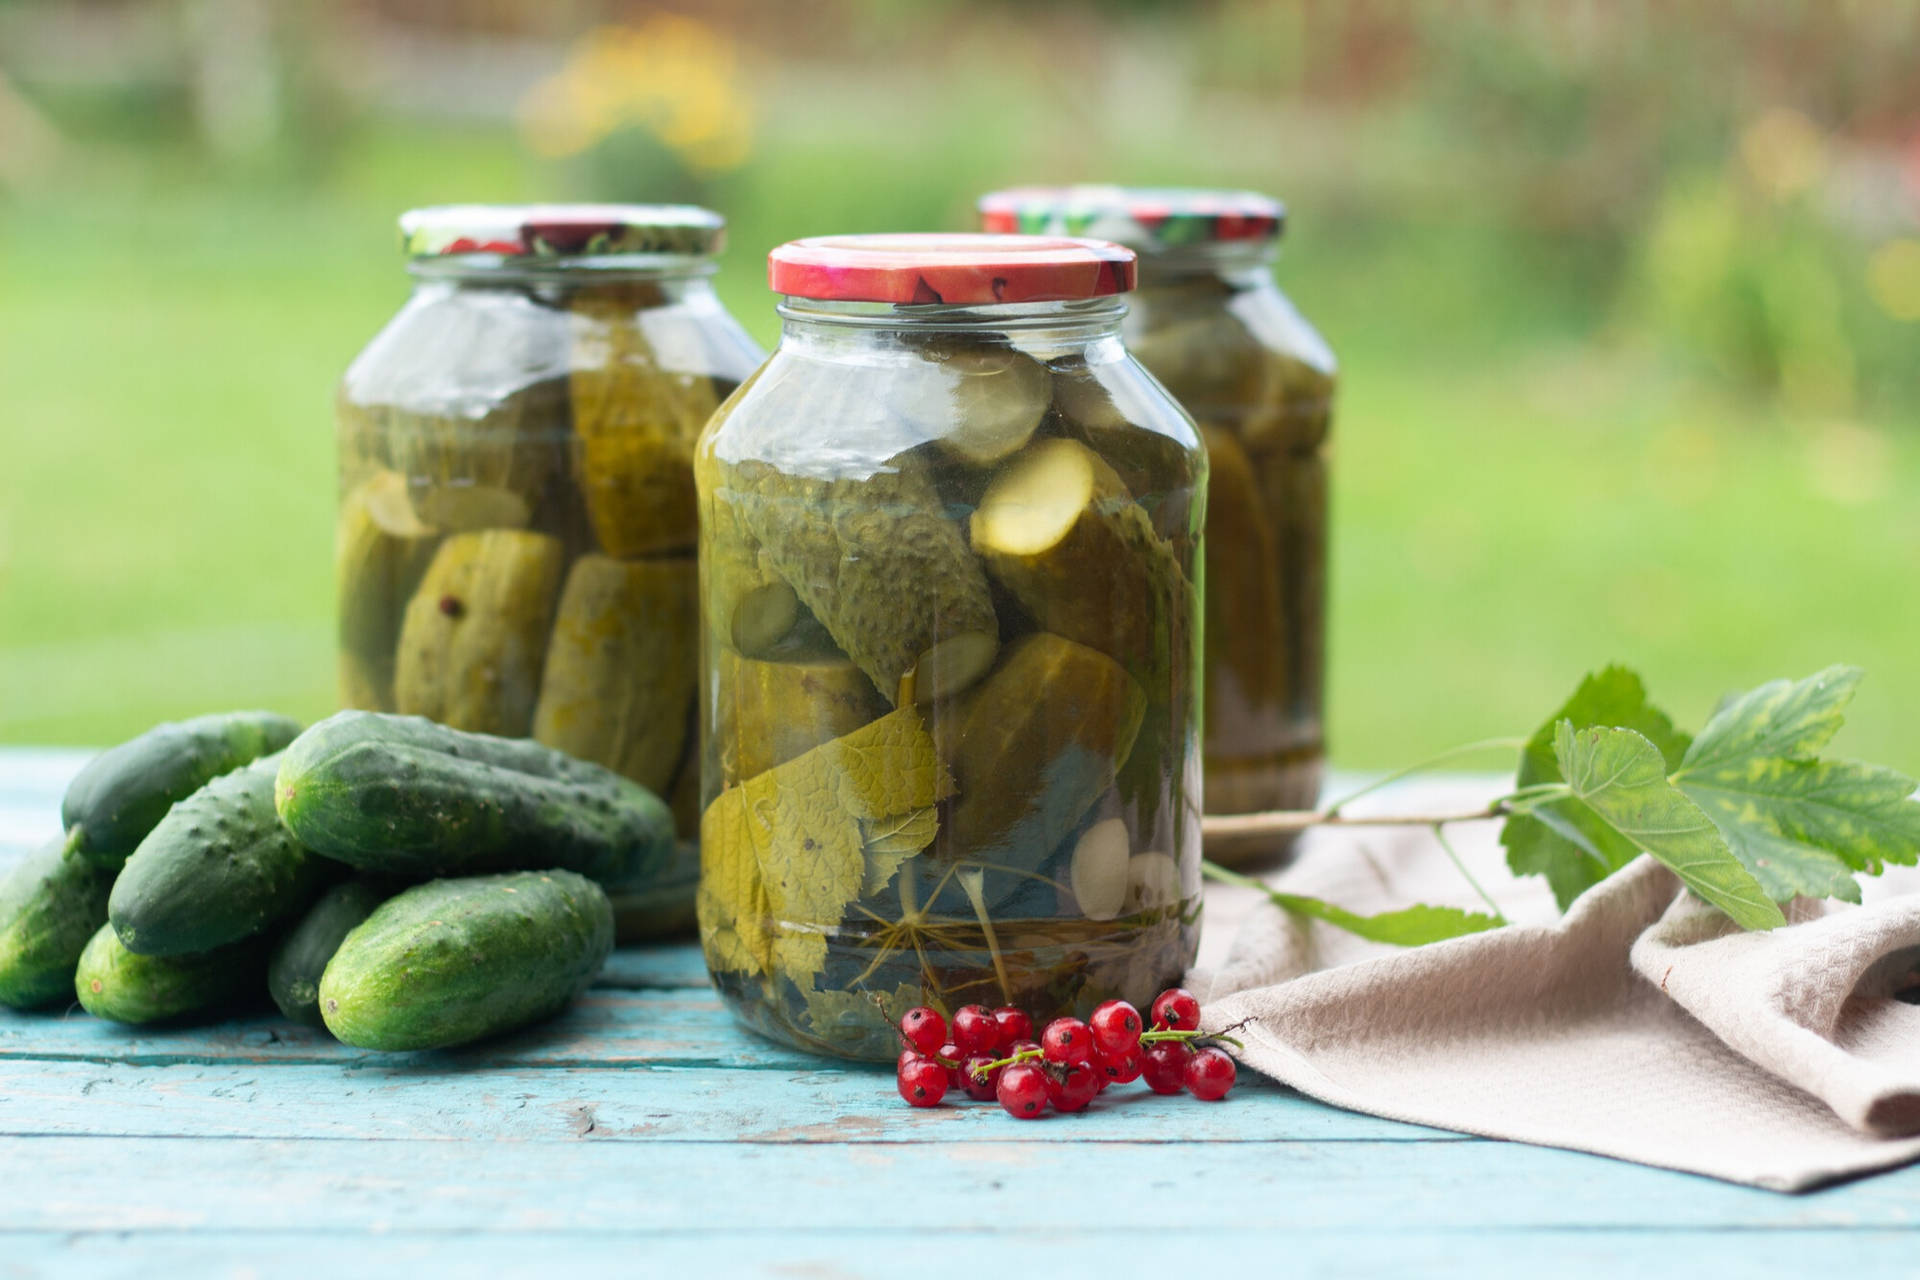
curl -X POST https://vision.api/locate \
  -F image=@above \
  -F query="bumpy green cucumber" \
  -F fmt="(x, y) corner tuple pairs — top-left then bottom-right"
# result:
(109, 755), (336, 956)
(268, 876), (401, 1027)
(74, 924), (266, 1024)
(0, 835), (116, 1009)
(275, 711), (675, 884)
(61, 711), (302, 868)
(319, 870), (613, 1051)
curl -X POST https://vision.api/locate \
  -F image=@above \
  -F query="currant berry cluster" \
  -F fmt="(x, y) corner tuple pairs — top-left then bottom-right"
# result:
(893, 988), (1239, 1119)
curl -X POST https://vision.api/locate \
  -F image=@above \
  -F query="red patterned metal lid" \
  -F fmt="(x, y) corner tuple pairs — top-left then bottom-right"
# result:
(767, 233), (1136, 305)
(978, 187), (1284, 250)
(399, 204), (725, 259)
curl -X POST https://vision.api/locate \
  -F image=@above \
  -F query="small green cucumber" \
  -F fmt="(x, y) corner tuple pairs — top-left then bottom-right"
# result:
(109, 755), (336, 956)
(74, 924), (266, 1024)
(62, 710), (301, 868)
(0, 835), (116, 1009)
(268, 876), (401, 1027)
(275, 711), (674, 884)
(319, 869), (613, 1051)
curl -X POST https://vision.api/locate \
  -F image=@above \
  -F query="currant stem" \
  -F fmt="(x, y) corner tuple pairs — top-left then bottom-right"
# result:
(1321, 737), (1528, 817)
(1431, 824), (1508, 925)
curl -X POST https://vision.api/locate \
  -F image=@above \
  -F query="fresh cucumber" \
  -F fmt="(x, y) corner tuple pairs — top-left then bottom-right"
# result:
(74, 924), (266, 1024)
(274, 711), (674, 883)
(62, 711), (301, 868)
(109, 754), (336, 956)
(319, 869), (613, 1051)
(268, 876), (400, 1027)
(0, 835), (115, 1009)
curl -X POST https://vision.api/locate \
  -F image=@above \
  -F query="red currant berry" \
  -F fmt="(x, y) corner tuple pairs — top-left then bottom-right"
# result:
(1089, 999), (1144, 1055)
(1046, 1063), (1103, 1113)
(899, 1006), (947, 1056)
(897, 1048), (920, 1073)
(991, 1006), (1033, 1051)
(961, 1053), (1002, 1101)
(1185, 1047), (1237, 1101)
(1007, 1040), (1041, 1058)
(1150, 987), (1202, 1032)
(897, 1054), (949, 1107)
(951, 1005), (1000, 1057)
(996, 1062), (1051, 1119)
(1040, 1017), (1095, 1067)
(1141, 1041), (1193, 1095)
(936, 1043), (963, 1087)
(1097, 1045), (1145, 1085)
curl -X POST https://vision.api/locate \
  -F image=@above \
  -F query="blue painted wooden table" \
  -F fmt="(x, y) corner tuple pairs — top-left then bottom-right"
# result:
(3, 748), (1918, 1278)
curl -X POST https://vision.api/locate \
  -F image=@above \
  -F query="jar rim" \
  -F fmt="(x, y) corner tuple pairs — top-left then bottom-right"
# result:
(767, 233), (1135, 306)
(978, 186), (1285, 252)
(399, 203), (725, 262)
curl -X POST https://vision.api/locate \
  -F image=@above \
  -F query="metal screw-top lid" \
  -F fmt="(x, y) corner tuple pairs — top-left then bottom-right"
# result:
(767, 233), (1136, 305)
(978, 187), (1284, 252)
(399, 203), (726, 260)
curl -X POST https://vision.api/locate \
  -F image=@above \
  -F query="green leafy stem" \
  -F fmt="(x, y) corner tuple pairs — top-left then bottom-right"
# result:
(1200, 666), (1920, 946)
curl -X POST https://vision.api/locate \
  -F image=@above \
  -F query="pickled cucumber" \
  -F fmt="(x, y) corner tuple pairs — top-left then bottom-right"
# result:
(393, 530), (567, 736)
(532, 554), (697, 792)
(337, 471), (438, 711)
(730, 459), (999, 705)
(570, 288), (721, 557)
(1200, 425), (1288, 752)
(933, 633), (1146, 875)
(910, 346), (1051, 467)
(386, 389), (560, 533)
(717, 650), (888, 786)
(970, 438), (1186, 673)
(1248, 445), (1328, 727)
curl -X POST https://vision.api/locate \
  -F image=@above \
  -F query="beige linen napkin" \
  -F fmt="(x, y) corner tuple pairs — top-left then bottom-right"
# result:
(1189, 778), (1920, 1191)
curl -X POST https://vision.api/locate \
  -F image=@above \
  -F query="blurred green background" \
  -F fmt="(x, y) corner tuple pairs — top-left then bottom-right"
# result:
(3, 0), (1918, 770)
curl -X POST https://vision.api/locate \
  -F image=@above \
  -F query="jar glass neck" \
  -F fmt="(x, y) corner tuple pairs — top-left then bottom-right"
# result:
(777, 295), (1127, 344)
(1135, 240), (1278, 287)
(406, 254), (720, 287)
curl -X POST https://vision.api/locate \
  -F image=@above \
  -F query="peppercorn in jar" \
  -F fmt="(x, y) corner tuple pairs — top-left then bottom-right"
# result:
(334, 204), (764, 938)
(695, 234), (1206, 1060)
(983, 188), (1337, 865)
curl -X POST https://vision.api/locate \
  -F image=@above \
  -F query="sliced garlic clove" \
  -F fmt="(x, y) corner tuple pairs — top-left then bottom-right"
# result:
(1125, 850), (1181, 912)
(1068, 817), (1131, 922)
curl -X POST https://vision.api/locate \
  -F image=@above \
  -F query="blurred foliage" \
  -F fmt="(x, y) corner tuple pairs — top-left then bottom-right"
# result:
(0, 0), (1917, 764)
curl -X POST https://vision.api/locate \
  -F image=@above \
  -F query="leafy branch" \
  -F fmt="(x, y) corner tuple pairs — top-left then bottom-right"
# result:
(1200, 666), (1920, 946)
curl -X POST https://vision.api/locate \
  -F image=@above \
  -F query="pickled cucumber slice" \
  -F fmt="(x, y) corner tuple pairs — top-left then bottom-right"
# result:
(393, 530), (566, 736)
(532, 554), (697, 793)
(970, 438), (1185, 672)
(731, 458), (999, 705)
(571, 289), (721, 557)
(717, 651), (888, 786)
(933, 632), (1146, 870)
(337, 471), (439, 712)
(910, 346), (1051, 467)
(1200, 424), (1289, 752)
(386, 384), (562, 533)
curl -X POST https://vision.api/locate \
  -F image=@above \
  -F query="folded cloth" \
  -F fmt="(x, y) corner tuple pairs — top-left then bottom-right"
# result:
(1188, 778), (1920, 1191)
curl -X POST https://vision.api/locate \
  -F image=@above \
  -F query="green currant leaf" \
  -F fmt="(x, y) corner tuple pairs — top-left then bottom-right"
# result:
(1670, 667), (1920, 904)
(1264, 891), (1502, 947)
(1501, 666), (1691, 910)
(1554, 722), (1785, 930)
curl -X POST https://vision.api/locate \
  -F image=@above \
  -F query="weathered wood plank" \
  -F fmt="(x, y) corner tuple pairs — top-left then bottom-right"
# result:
(8, 1228), (1920, 1280)
(0, 1058), (1452, 1144)
(0, 1135), (1914, 1234)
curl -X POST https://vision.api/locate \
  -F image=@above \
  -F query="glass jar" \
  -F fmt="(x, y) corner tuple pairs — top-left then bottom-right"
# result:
(695, 234), (1206, 1060)
(983, 189), (1337, 865)
(335, 204), (764, 937)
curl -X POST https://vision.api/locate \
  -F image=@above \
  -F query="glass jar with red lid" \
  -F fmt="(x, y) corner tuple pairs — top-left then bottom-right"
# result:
(695, 233), (1205, 1060)
(335, 204), (764, 939)
(983, 188), (1337, 865)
